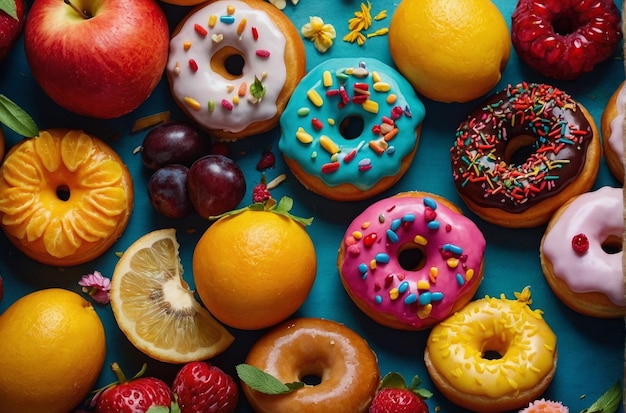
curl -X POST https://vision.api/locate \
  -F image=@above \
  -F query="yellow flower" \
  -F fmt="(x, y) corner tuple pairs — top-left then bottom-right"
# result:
(514, 286), (533, 305)
(348, 1), (373, 32)
(301, 16), (336, 53)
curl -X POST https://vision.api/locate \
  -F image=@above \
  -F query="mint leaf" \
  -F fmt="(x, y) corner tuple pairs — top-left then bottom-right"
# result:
(0, 95), (39, 137)
(581, 381), (622, 413)
(0, 0), (17, 20)
(250, 76), (266, 101)
(236, 364), (304, 395)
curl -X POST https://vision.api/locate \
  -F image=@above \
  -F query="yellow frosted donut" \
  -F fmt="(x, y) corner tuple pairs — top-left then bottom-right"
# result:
(424, 288), (557, 413)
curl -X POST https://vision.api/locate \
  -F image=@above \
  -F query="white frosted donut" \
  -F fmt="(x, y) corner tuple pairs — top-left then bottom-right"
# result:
(166, 0), (305, 141)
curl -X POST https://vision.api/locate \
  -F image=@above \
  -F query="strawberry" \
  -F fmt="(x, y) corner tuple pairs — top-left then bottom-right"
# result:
(369, 372), (432, 413)
(172, 361), (238, 413)
(94, 363), (174, 413)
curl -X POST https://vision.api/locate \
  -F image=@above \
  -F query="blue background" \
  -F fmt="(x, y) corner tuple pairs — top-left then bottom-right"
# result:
(0, 0), (623, 412)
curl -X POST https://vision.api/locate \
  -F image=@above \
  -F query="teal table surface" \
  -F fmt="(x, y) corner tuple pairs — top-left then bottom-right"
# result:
(0, 1), (624, 412)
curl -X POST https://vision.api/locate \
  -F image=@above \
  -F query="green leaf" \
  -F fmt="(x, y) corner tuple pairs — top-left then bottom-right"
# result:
(236, 364), (304, 395)
(580, 381), (623, 413)
(250, 76), (266, 101)
(0, 0), (17, 20)
(146, 407), (171, 413)
(379, 372), (407, 390)
(209, 196), (313, 226)
(0, 95), (39, 137)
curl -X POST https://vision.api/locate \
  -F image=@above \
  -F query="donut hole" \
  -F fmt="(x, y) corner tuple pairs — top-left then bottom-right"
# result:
(504, 135), (537, 166)
(339, 115), (365, 140)
(297, 363), (325, 386)
(480, 338), (508, 360)
(300, 374), (322, 386)
(601, 234), (622, 255)
(397, 244), (426, 271)
(56, 184), (71, 201)
(211, 46), (246, 80)
(552, 12), (578, 35)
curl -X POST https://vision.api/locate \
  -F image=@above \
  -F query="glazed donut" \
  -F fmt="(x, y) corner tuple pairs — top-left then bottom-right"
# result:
(424, 288), (558, 413)
(337, 192), (486, 330)
(511, 0), (623, 80)
(166, 0), (306, 141)
(450, 82), (601, 228)
(241, 318), (380, 413)
(540, 186), (624, 318)
(278, 58), (425, 201)
(601, 81), (625, 183)
(0, 129), (134, 266)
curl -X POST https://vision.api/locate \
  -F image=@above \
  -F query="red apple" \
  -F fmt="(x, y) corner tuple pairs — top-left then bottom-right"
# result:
(23, 0), (169, 119)
(0, 0), (25, 61)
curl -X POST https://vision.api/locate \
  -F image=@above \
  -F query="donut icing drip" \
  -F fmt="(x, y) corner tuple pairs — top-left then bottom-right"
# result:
(542, 186), (624, 306)
(451, 82), (593, 212)
(279, 58), (425, 190)
(428, 292), (557, 398)
(340, 194), (485, 329)
(0, 131), (129, 258)
(167, 1), (287, 133)
(608, 83), (625, 166)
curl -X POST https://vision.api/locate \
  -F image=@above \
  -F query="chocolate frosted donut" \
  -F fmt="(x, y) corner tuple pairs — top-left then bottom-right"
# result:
(450, 82), (600, 228)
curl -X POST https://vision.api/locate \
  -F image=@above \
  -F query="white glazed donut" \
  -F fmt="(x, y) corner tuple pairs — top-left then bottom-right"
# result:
(166, 0), (305, 141)
(540, 186), (624, 318)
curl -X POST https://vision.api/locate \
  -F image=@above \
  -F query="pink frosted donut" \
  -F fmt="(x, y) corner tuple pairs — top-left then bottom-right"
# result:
(601, 81), (625, 183)
(540, 186), (624, 318)
(337, 192), (486, 330)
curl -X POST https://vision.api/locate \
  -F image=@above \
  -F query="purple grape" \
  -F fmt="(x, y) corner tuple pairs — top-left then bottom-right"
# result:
(148, 164), (194, 218)
(141, 121), (211, 170)
(186, 155), (246, 219)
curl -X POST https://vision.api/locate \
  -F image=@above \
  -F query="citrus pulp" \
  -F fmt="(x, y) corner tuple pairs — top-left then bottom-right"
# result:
(110, 228), (234, 363)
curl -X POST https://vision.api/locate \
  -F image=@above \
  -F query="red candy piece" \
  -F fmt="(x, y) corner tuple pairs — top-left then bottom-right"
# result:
(363, 232), (377, 247)
(424, 207), (437, 222)
(571, 233), (589, 254)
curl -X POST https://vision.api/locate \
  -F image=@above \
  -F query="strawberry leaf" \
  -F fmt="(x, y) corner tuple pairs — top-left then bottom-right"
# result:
(209, 196), (313, 226)
(0, 0), (17, 20)
(236, 364), (304, 395)
(379, 372), (408, 389)
(0, 95), (39, 137)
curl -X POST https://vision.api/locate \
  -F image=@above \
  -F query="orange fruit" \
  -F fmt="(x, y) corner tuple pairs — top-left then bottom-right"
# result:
(0, 288), (106, 413)
(110, 228), (234, 363)
(193, 202), (317, 330)
(388, 0), (510, 103)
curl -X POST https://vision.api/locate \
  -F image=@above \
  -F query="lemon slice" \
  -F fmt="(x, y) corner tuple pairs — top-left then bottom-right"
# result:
(110, 228), (234, 363)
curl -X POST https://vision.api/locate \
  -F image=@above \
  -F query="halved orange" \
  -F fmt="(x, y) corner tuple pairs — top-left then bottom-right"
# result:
(110, 228), (234, 363)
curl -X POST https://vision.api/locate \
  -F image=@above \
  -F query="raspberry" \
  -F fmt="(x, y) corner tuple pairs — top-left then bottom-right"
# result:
(511, 0), (622, 80)
(571, 233), (589, 254)
(252, 182), (271, 203)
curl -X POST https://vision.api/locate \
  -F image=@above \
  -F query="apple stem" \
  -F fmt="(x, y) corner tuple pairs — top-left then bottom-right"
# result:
(63, 0), (92, 19)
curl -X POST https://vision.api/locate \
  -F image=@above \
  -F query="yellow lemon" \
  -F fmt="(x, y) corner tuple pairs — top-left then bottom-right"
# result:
(388, 0), (511, 103)
(193, 206), (317, 330)
(0, 288), (106, 413)
(110, 228), (234, 363)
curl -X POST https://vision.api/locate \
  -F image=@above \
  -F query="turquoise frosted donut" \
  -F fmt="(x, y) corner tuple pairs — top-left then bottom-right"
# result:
(278, 58), (425, 201)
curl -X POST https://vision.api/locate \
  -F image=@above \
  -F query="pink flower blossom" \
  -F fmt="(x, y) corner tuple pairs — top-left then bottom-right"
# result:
(78, 271), (111, 304)
(519, 399), (569, 413)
